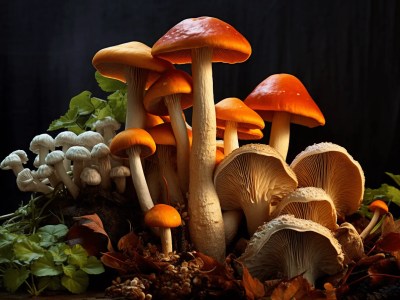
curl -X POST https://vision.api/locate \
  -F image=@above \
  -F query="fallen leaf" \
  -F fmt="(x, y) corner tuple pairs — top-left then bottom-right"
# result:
(271, 276), (326, 300)
(67, 223), (108, 256)
(241, 265), (265, 300)
(117, 231), (142, 255)
(194, 251), (233, 279)
(376, 232), (400, 252)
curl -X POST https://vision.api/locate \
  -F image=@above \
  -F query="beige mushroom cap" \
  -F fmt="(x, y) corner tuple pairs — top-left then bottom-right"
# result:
(290, 142), (365, 219)
(271, 187), (338, 230)
(214, 143), (298, 235)
(238, 214), (345, 286)
(334, 222), (365, 264)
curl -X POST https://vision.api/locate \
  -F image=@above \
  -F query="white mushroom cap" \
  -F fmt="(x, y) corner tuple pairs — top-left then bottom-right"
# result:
(110, 165), (130, 193)
(92, 116), (121, 144)
(36, 164), (60, 187)
(91, 143), (112, 190)
(76, 131), (104, 150)
(11, 150), (29, 164)
(270, 187), (338, 230)
(238, 214), (345, 286)
(1, 153), (24, 176)
(55, 131), (78, 171)
(65, 145), (92, 188)
(16, 168), (54, 194)
(290, 142), (365, 219)
(214, 143), (298, 235)
(80, 167), (102, 186)
(29, 133), (55, 166)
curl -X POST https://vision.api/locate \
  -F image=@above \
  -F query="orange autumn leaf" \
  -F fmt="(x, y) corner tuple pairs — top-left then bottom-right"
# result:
(242, 265), (265, 300)
(118, 231), (142, 255)
(194, 251), (233, 278)
(376, 232), (400, 252)
(271, 276), (326, 300)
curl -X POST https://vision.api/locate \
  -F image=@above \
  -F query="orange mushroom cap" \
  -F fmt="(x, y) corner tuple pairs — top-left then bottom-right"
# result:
(144, 203), (182, 228)
(216, 126), (264, 141)
(244, 73), (325, 128)
(109, 128), (156, 159)
(144, 69), (194, 116)
(152, 16), (252, 64)
(147, 123), (177, 147)
(369, 199), (389, 214)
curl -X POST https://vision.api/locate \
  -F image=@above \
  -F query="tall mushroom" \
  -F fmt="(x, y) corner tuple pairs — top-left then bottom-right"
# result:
(290, 142), (365, 220)
(238, 214), (344, 286)
(144, 69), (193, 194)
(214, 143), (298, 236)
(109, 128), (156, 213)
(92, 41), (173, 130)
(215, 97), (264, 156)
(152, 16), (252, 261)
(244, 73), (325, 160)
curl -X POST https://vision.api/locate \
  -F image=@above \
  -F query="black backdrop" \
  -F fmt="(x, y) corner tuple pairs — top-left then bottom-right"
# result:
(1, 0), (399, 214)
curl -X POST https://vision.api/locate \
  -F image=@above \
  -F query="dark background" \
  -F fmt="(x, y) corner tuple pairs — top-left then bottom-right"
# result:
(1, 0), (399, 214)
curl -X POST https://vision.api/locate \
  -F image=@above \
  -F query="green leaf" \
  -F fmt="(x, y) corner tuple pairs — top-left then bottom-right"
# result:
(31, 252), (63, 277)
(48, 106), (80, 132)
(386, 172), (400, 187)
(61, 270), (89, 294)
(107, 90), (127, 123)
(95, 71), (126, 92)
(80, 256), (105, 275)
(62, 264), (77, 277)
(91, 96), (107, 109)
(13, 238), (45, 263)
(65, 244), (88, 268)
(37, 224), (68, 247)
(38, 276), (63, 292)
(70, 91), (94, 115)
(49, 243), (69, 264)
(3, 267), (30, 293)
(0, 242), (14, 263)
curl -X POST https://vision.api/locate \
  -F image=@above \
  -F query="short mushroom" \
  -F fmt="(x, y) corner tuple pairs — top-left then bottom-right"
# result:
(359, 199), (389, 239)
(152, 16), (252, 261)
(238, 214), (345, 286)
(109, 128), (156, 212)
(92, 116), (121, 145)
(54, 131), (77, 171)
(29, 133), (55, 166)
(290, 142), (365, 220)
(144, 203), (182, 255)
(1, 153), (25, 176)
(80, 167), (102, 187)
(334, 222), (365, 264)
(46, 150), (79, 199)
(244, 73), (325, 160)
(110, 165), (131, 194)
(76, 131), (104, 151)
(65, 146), (92, 188)
(16, 168), (54, 194)
(214, 143), (298, 235)
(91, 143), (112, 190)
(92, 41), (173, 130)
(215, 97), (264, 156)
(36, 164), (60, 187)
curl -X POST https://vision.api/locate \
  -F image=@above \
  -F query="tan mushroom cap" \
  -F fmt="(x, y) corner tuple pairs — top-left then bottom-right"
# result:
(334, 222), (365, 264)
(290, 142), (365, 218)
(215, 97), (265, 130)
(270, 187), (338, 230)
(109, 128), (156, 159)
(144, 69), (193, 116)
(151, 16), (252, 64)
(214, 143), (298, 235)
(244, 73), (325, 128)
(92, 41), (172, 85)
(238, 214), (344, 286)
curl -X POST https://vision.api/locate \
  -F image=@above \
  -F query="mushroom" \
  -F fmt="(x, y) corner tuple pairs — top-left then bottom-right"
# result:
(270, 187), (338, 231)
(144, 203), (182, 255)
(244, 73), (325, 160)
(238, 214), (345, 286)
(147, 123), (185, 205)
(359, 199), (389, 239)
(16, 168), (54, 194)
(92, 41), (173, 130)
(92, 116), (121, 145)
(76, 131), (104, 151)
(334, 222), (365, 264)
(54, 131), (77, 171)
(91, 143), (112, 190)
(46, 150), (79, 199)
(80, 167), (102, 187)
(29, 133), (55, 166)
(65, 146), (92, 188)
(215, 97), (264, 156)
(109, 128), (156, 212)
(1, 153), (25, 176)
(290, 142), (365, 220)
(223, 210), (244, 246)
(11, 150), (29, 165)
(152, 16), (252, 261)
(144, 69), (193, 194)
(214, 143), (298, 235)
(216, 127), (264, 149)
(110, 165), (131, 194)
(36, 164), (60, 187)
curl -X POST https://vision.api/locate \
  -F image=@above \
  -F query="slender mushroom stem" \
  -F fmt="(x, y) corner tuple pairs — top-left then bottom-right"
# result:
(126, 146), (154, 212)
(125, 67), (147, 129)
(188, 47), (225, 262)
(269, 111), (291, 160)
(223, 121), (239, 156)
(359, 210), (381, 239)
(164, 94), (190, 195)
(159, 227), (173, 255)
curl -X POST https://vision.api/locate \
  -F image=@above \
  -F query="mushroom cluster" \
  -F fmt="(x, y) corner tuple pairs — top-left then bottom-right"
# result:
(2, 16), (374, 289)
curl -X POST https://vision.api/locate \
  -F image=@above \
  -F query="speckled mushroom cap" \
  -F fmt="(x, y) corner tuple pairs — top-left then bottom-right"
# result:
(238, 214), (345, 286)
(151, 16), (252, 64)
(213, 143), (298, 235)
(270, 187), (338, 230)
(290, 142), (365, 218)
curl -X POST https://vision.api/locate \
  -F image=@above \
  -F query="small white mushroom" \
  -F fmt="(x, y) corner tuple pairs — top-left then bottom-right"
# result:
(54, 131), (78, 171)
(29, 133), (55, 166)
(76, 131), (104, 151)
(92, 117), (121, 145)
(11, 150), (29, 164)
(45, 150), (79, 199)
(65, 146), (92, 188)
(110, 165), (131, 193)
(1, 153), (25, 176)
(91, 143), (112, 190)
(16, 168), (54, 194)
(36, 164), (60, 187)
(80, 167), (102, 187)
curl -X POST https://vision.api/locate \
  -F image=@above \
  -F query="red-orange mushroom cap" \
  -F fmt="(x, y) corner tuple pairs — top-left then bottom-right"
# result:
(151, 16), (252, 64)
(145, 203), (182, 228)
(109, 128), (156, 159)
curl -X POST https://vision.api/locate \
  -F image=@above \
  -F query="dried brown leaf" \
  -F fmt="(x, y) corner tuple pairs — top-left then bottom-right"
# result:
(241, 265), (265, 300)
(271, 276), (326, 300)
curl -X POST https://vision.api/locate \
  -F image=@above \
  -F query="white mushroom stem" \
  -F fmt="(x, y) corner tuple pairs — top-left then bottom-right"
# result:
(269, 111), (291, 160)
(125, 67), (147, 129)
(16, 168), (54, 194)
(223, 210), (243, 246)
(164, 94), (190, 194)
(223, 121), (239, 156)
(359, 211), (381, 239)
(188, 47), (225, 262)
(159, 227), (173, 255)
(126, 146), (154, 212)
